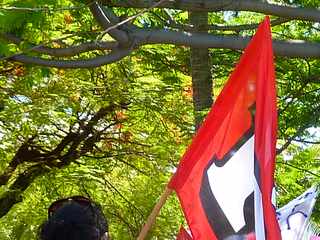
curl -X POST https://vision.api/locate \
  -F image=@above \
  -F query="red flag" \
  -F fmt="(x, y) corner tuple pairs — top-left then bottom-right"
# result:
(246, 232), (256, 240)
(177, 226), (193, 240)
(169, 17), (281, 240)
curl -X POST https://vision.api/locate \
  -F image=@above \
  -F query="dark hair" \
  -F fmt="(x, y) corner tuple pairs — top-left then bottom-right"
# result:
(40, 197), (108, 240)
(224, 235), (247, 240)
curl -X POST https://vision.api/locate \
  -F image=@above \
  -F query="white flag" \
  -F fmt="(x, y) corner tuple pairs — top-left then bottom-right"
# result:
(277, 186), (318, 240)
(304, 222), (320, 240)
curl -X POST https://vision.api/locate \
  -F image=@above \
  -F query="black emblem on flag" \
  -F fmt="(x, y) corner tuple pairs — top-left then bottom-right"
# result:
(199, 129), (257, 239)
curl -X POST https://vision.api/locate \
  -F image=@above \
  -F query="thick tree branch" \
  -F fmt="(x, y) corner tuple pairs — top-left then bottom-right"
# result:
(5, 47), (132, 68)
(3, 28), (320, 68)
(96, 0), (168, 38)
(0, 164), (50, 218)
(0, 104), (130, 217)
(0, 4), (91, 12)
(31, 42), (118, 57)
(89, 2), (129, 44)
(0, 105), (122, 184)
(132, 29), (320, 58)
(1, 33), (118, 57)
(167, 18), (292, 32)
(0, 138), (46, 185)
(100, 0), (320, 22)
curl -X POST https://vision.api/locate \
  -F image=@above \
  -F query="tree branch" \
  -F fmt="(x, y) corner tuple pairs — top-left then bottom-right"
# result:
(5, 47), (132, 68)
(0, 3), (91, 12)
(103, 176), (145, 216)
(0, 103), (130, 217)
(292, 138), (320, 144)
(89, 2), (129, 44)
(132, 28), (320, 58)
(0, 164), (50, 218)
(97, 0), (168, 38)
(167, 17), (292, 32)
(277, 161), (320, 178)
(3, 27), (320, 68)
(1, 33), (118, 57)
(277, 124), (311, 155)
(100, 0), (320, 22)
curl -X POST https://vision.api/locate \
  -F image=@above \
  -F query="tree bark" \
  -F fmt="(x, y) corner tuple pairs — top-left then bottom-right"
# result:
(5, 29), (320, 69)
(189, 11), (213, 130)
(100, 0), (320, 22)
(3, 2), (320, 70)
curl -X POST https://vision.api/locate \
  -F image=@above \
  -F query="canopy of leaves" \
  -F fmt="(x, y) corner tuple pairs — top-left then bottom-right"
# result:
(0, 0), (319, 239)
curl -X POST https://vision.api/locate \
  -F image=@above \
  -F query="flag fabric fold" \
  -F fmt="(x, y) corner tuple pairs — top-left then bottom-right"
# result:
(277, 186), (318, 240)
(169, 17), (281, 240)
(177, 226), (193, 240)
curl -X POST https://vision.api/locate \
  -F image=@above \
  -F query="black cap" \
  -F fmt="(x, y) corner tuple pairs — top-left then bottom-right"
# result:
(40, 200), (108, 240)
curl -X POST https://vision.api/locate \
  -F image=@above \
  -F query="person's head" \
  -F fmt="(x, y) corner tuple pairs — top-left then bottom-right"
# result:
(40, 196), (108, 240)
(224, 233), (255, 240)
(224, 235), (246, 240)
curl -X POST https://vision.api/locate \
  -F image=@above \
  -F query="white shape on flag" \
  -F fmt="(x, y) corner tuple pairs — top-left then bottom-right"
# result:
(254, 175), (266, 239)
(207, 136), (256, 232)
(277, 186), (318, 240)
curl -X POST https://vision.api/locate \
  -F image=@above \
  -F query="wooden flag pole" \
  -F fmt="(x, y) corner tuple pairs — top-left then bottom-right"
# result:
(137, 186), (173, 240)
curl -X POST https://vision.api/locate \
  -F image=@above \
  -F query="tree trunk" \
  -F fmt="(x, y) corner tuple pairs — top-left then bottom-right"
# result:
(189, 11), (213, 130)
